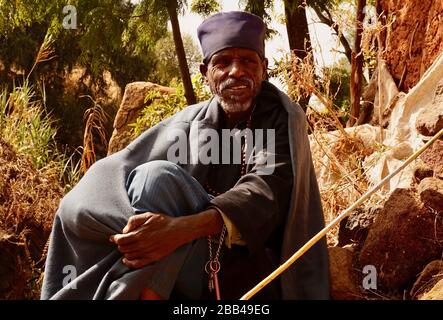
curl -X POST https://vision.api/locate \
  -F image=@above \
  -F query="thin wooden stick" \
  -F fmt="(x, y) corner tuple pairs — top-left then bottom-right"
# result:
(240, 128), (443, 300)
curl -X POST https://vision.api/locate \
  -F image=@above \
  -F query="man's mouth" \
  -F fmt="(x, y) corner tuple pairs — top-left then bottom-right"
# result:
(220, 78), (254, 93)
(227, 85), (248, 90)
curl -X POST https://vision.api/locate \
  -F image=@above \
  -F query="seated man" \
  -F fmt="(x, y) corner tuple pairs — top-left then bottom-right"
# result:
(41, 11), (329, 300)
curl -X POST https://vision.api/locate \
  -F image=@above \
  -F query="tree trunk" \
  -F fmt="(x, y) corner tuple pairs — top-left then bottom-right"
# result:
(347, 0), (365, 127)
(284, 0), (311, 60)
(166, 0), (196, 105)
(284, 0), (312, 110)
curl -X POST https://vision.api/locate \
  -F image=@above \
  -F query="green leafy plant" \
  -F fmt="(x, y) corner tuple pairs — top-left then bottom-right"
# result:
(0, 81), (80, 190)
(130, 74), (211, 138)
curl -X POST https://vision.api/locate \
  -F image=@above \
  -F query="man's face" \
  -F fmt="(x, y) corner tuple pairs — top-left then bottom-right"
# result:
(200, 47), (268, 113)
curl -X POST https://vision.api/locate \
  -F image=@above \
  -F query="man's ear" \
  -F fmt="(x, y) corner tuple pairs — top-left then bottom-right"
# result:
(199, 63), (208, 83)
(261, 58), (269, 79)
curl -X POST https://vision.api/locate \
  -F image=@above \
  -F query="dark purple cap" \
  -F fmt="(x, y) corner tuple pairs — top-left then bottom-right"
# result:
(197, 11), (266, 64)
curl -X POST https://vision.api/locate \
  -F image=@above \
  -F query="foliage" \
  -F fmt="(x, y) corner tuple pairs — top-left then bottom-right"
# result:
(153, 32), (203, 86)
(0, 0), (167, 87)
(130, 74), (211, 138)
(241, 0), (277, 39)
(0, 81), (80, 190)
(190, 0), (220, 17)
(272, 51), (351, 133)
(323, 59), (352, 122)
(0, 0), (178, 155)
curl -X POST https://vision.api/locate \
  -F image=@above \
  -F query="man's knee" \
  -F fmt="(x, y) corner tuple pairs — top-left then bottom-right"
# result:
(126, 160), (187, 205)
(57, 193), (103, 238)
(127, 160), (183, 188)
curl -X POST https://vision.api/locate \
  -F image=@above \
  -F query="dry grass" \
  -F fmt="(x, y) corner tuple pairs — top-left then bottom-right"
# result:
(80, 95), (108, 175)
(0, 139), (63, 299)
(309, 129), (383, 246)
(274, 50), (348, 137)
(279, 51), (389, 246)
(273, 44), (390, 246)
(27, 33), (56, 80)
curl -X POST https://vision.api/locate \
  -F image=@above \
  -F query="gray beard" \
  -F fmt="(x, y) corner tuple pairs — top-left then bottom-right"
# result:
(216, 95), (253, 113)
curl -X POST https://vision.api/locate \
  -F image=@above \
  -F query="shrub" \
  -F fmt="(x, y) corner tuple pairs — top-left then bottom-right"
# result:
(130, 74), (211, 138)
(0, 80), (80, 190)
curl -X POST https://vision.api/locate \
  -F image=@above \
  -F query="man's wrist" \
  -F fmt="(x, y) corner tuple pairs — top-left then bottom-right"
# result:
(179, 208), (224, 243)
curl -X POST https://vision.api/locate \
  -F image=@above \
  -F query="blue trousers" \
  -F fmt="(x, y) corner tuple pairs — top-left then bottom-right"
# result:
(126, 160), (211, 299)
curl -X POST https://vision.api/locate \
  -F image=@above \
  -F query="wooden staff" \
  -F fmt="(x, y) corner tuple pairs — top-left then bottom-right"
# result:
(240, 128), (443, 300)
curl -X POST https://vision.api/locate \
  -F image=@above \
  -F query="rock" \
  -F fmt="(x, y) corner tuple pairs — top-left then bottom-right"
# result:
(415, 106), (443, 137)
(419, 278), (443, 300)
(419, 140), (443, 178)
(338, 207), (380, 247)
(416, 78), (443, 136)
(413, 163), (434, 183)
(329, 246), (361, 300)
(418, 177), (443, 213)
(359, 188), (443, 290)
(386, 142), (413, 160)
(107, 82), (174, 155)
(410, 260), (443, 299)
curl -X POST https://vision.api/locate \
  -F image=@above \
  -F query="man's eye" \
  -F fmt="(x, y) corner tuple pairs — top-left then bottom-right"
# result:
(242, 58), (257, 65)
(215, 58), (230, 66)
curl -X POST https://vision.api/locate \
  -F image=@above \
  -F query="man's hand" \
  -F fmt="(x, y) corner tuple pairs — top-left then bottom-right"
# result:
(109, 212), (187, 269)
(109, 209), (224, 269)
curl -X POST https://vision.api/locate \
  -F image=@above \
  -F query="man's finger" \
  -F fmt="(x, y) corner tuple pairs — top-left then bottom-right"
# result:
(122, 257), (152, 269)
(124, 252), (143, 260)
(117, 243), (138, 253)
(123, 213), (152, 233)
(109, 232), (138, 245)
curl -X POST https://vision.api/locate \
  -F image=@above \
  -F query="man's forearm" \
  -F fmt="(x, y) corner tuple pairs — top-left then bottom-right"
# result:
(179, 208), (224, 244)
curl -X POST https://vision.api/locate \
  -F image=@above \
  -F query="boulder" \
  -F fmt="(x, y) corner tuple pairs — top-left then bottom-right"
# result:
(338, 207), (380, 247)
(107, 82), (174, 155)
(329, 246), (361, 300)
(415, 79), (443, 136)
(419, 140), (443, 178)
(418, 177), (443, 213)
(359, 188), (443, 290)
(415, 106), (443, 137)
(410, 260), (443, 299)
(413, 163), (434, 184)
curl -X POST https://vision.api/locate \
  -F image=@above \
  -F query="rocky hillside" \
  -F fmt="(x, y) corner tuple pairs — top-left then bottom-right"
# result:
(380, 0), (443, 92)
(319, 52), (443, 300)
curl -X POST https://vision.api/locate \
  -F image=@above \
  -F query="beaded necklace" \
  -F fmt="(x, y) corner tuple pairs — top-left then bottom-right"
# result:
(203, 109), (254, 300)
(204, 112), (253, 195)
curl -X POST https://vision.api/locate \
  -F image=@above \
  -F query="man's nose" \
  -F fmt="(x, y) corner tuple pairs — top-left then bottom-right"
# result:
(228, 60), (246, 78)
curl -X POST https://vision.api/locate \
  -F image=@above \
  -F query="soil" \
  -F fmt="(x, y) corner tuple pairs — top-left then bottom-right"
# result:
(379, 0), (443, 92)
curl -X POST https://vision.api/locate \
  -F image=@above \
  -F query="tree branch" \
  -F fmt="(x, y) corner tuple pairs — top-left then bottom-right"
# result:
(311, 5), (353, 64)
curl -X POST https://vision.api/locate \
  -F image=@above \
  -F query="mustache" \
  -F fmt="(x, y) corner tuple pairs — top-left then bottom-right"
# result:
(219, 77), (254, 91)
